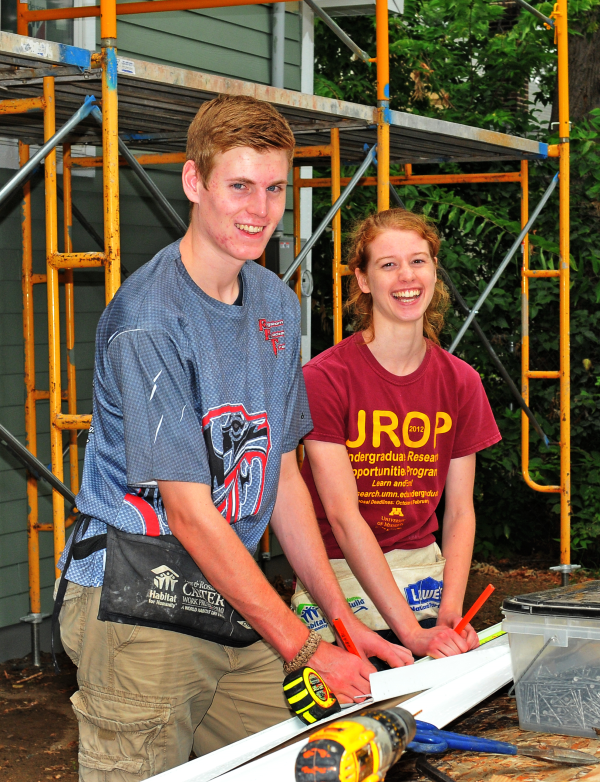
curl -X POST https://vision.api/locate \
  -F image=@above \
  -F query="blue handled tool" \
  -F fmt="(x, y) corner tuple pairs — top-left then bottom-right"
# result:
(408, 720), (600, 766)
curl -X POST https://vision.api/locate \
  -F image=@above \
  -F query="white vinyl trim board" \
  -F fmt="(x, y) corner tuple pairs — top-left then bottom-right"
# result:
(146, 625), (511, 782)
(215, 646), (512, 782)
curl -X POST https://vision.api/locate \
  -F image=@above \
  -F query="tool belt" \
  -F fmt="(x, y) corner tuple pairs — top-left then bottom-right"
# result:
(52, 513), (260, 671)
(291, 543), (445, 642)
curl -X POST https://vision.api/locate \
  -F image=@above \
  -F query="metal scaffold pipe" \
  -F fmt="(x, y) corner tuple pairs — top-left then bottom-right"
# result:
(0, 95), (96, 208)
(44, 75), (66, 577)
(556, 0), (571, 568)
(389, 181), (407, 209)
(514, 0), (554, 27)
(281, 145), (377, 284)
(271, 2), (286, 87)
(375, 0), (390, 211)
(439, 267), (551, 447)
(0, 422), (76, 505)
(372, 152), (408, 209)
(56, 182), (105, 250)
(303, 0), (371, 64)
(91, 107), (188, 235)
(449, 172), (559, 355)
(100, 26), (121, 303)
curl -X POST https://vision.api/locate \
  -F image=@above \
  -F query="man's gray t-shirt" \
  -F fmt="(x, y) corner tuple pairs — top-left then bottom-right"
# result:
(60, 240), (313, 586)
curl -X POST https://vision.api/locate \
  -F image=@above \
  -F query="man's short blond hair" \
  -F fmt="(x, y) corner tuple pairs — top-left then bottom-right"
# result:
(186, 95), (296, 187)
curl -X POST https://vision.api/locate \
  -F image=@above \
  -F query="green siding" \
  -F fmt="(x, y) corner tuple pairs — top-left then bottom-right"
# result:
(112, 4), (302, 90)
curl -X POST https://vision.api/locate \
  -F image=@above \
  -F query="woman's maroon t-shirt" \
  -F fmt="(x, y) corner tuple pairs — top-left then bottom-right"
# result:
(301, 334), (501, 558)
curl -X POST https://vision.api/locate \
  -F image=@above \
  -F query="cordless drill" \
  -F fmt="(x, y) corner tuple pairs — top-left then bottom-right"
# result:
(295, 708), (416, 782)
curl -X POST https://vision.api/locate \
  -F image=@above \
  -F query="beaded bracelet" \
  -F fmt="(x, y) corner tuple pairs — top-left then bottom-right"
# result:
(283, 629), (322, 675)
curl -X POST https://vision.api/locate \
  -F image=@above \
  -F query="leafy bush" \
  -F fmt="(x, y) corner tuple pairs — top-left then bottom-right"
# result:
(310, 0), (600, 564)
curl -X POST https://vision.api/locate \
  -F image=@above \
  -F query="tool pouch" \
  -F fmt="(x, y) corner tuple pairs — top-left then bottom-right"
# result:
(97, 525), (261, 647)
(292, 543), (445, 642)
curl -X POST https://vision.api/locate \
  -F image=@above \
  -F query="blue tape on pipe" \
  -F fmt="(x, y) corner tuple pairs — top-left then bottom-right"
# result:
(82, 95), (98, 117)
(384, 83), (390, 99)
(57, 43), (91, 69)
(106, 48), (118, 91)
(121, 132), (164, 141)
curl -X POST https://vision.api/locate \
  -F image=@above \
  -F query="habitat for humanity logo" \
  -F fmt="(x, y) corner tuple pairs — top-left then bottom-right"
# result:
(404, 577), (443, 613)
(296, 603), (329, 633)
(147, 565), (179, 608)
(152, 565), (179, 591)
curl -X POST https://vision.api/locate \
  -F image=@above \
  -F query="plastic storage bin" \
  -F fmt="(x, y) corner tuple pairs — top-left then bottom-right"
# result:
(502, 581), (600, 738)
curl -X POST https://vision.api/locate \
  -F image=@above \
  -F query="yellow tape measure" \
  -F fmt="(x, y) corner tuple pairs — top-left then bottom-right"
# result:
(283, 666), (341, 725)
(479, 630), (506, 646)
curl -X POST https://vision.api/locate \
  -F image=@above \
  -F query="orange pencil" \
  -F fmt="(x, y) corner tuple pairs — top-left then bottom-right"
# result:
(332, 618), (361, 658)
(454, 583), (495, 636)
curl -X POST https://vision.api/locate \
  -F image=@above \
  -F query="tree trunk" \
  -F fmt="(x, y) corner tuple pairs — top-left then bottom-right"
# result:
(551, 8), (600, 125)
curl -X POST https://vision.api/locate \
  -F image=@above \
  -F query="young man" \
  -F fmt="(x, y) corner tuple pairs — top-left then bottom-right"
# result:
(57, 95), (411, 781)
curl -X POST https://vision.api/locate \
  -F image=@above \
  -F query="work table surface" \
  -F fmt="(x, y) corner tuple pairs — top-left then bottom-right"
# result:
(390, 686), (600, 782)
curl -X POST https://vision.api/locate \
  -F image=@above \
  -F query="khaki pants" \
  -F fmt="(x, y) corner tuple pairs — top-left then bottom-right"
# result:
(59, 582), (289, 781)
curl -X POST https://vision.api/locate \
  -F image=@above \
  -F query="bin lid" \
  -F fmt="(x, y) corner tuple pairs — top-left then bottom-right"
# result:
(503, 580), (600, 619)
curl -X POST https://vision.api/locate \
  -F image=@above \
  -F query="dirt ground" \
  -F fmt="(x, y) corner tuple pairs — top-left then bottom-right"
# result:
(0, 653), (78, 782)
(462, 559), (583, 633)
(0, 564), (595, 782)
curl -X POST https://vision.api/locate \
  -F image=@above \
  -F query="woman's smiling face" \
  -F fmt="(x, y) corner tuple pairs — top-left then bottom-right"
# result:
(356, 228), (437, 329)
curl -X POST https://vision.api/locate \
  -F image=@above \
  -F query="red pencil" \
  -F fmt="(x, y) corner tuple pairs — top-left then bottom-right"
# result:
(332, 618), (361, 658)
(454, 583), (495, 636)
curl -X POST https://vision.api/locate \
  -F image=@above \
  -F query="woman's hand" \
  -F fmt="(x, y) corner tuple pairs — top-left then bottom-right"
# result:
(399, 622), (473, 658)
(340, 617), (414, 669)
(437, 610), (480, 650)
(307, 620), (413, 704)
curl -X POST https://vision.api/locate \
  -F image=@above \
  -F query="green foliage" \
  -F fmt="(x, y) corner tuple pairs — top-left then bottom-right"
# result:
(310, 0), (600, 564)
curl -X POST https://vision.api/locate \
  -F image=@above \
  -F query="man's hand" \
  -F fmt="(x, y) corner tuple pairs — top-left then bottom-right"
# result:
(300, 625), (413, 704)
(338, 617), (413, 669)
(308, 641), (375, 703)
(437, 610), (479, 651)
(309, 621), (413, 703)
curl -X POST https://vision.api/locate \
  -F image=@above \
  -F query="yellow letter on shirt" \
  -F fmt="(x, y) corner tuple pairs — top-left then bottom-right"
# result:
(402, 412), (431, 448)
(346, 409), (366, 448)
(373, 410), (401, 448)
(434, 412), (452, 448)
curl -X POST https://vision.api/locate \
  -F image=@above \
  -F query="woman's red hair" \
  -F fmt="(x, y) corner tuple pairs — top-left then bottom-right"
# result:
(345, 209), (449, 344)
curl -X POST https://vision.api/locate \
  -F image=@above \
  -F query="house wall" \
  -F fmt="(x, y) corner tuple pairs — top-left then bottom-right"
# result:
(114, 3), (302, 91)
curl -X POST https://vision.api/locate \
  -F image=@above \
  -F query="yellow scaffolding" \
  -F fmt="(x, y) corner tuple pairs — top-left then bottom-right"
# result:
(0, 0), (572, 650)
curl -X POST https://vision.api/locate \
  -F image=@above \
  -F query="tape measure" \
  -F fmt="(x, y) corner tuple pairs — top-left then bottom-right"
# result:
(283, 666), (341, 725)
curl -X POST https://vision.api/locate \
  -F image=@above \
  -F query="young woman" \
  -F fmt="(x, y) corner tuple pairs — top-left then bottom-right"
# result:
(297, 209), (501, 659)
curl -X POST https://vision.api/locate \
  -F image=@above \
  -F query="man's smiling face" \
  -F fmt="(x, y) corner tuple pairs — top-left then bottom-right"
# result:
(187, 146), (289, 263)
